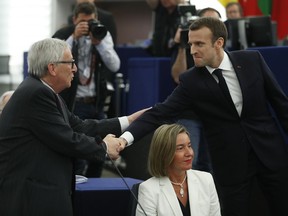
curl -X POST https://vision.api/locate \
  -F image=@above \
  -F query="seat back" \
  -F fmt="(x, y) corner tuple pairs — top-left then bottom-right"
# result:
(127, 182), (141, 216)
(0, 55), (10, 75)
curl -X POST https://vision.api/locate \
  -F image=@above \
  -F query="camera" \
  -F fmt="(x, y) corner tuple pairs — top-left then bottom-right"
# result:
(88, 19), (107, 40)
(178, 4), (198, 48)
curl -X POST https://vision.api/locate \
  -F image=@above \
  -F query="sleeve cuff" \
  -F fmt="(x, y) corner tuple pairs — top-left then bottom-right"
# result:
(120, 131), (134, 147)
(118, 116), (129, 132)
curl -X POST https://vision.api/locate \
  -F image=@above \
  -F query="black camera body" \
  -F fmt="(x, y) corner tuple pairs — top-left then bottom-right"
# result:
(178, 4), (198, 48)
(88, 19), (107, 40)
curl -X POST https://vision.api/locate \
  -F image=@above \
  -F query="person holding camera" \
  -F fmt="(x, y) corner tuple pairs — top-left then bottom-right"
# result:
(68, 0), (117, 45)
(52, 2), (120, 177)
(146, 0), (186, 57)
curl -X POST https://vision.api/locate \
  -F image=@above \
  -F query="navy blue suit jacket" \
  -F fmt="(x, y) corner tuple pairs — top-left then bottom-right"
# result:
(126, 50), (288, 185)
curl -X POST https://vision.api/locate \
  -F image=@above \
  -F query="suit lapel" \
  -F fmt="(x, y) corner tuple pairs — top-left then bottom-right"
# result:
(160, 177), (183, 216)
(187, 171), (199, 215)
(228, 52), (249, 117)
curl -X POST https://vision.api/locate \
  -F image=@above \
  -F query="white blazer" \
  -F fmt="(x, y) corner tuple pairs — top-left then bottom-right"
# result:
(136, 169), (221, 216)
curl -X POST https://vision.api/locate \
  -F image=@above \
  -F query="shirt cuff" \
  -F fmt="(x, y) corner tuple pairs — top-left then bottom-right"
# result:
(118, 116), (129, 132)
(101, 140), (108, 157)
(120, 131), (134, 147)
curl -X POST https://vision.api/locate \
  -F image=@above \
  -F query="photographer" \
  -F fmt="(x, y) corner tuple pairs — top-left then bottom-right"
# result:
(146, 0), (185, 57)
(52, 2), (120, 177)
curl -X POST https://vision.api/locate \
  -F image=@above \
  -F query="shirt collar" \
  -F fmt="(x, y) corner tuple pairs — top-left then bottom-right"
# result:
(40, 79), (56, 93)
(206, 52), (232, 74)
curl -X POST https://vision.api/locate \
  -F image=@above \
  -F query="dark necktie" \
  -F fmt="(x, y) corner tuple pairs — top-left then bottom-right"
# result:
(213, 69), (234, 104)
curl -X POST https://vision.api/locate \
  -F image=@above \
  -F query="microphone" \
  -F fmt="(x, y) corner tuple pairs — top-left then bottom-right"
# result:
(106, 152), (148, 216)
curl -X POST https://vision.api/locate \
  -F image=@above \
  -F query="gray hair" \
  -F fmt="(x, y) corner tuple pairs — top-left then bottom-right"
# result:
(27, 38), (69, 78)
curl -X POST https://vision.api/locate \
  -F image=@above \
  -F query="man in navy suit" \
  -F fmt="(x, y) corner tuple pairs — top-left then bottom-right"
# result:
(119, 17), (288, 215)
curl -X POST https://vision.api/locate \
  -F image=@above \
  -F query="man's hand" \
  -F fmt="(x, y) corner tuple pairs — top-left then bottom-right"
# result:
(103, 134), (124, 160)
(127, 107), (151, 124)
(119, 137), (128, 150)
(73, 21), (89, 39)
(90, 33), (101, 45)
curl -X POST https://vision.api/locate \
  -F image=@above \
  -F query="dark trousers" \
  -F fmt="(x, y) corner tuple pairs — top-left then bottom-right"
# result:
(217, 150), (288, 216)
(74, 100), (105, 177)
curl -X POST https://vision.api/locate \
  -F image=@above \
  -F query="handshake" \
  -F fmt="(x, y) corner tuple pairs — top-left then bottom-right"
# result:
(102, 107), (150, 160)
(103, 134), (127, 160)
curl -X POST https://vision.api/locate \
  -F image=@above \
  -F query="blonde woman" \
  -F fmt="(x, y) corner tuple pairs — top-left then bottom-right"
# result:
(136, 124), (221, 216)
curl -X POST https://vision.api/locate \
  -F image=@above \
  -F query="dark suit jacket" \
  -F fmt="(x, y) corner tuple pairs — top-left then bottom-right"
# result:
(0, 76), (121, 216)
(126, 50), (288, 185)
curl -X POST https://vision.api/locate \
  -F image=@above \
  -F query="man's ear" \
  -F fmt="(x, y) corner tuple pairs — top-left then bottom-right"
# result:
(47, 63), (57, 76)
(216, 37), (225, 49)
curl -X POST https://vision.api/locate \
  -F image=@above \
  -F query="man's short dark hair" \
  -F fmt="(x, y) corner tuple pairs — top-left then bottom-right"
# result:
(189, 17), (228, 47)
(73, 2), (97, 18)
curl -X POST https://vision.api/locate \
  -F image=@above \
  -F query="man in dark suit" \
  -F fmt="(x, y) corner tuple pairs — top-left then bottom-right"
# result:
(0, 38), (144, 216)
(119, 17), (288, 215)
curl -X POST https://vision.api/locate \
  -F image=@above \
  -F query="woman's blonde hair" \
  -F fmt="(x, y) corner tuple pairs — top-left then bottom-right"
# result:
(148, 124), (189, 177)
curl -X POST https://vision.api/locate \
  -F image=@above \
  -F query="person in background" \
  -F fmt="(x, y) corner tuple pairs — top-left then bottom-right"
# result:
(67, 0), (118, 119)
(146, 0), (185, 57)
(68, 0), (117, 45)
(136, 124), (220, 216)
(170, 7), (222, 173)
(120, 17), (288, 216)
(0, 38), (146, 216)
(225, 2), (243, 19)
(53, 2), (120, 177)
(0, 90), (14, 115)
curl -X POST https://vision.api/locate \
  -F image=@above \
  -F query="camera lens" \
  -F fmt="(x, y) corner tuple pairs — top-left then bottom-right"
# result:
(88, 19), (107, 40)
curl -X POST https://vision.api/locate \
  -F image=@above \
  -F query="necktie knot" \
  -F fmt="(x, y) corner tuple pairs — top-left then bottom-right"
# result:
(213, 69), (223, 79)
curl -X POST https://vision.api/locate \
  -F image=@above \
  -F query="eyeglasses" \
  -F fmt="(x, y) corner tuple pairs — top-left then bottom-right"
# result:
(53, 59), (75, 69)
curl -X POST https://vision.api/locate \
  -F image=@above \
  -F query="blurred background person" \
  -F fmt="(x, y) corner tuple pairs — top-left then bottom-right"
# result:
(225, 2), (243, 19)
(146, 0), (185, 57)
(52, 2), (120, 177)
(67, 0), (118, 119)
(136, 124), (220, 216)
(68, 0), (117, 45)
